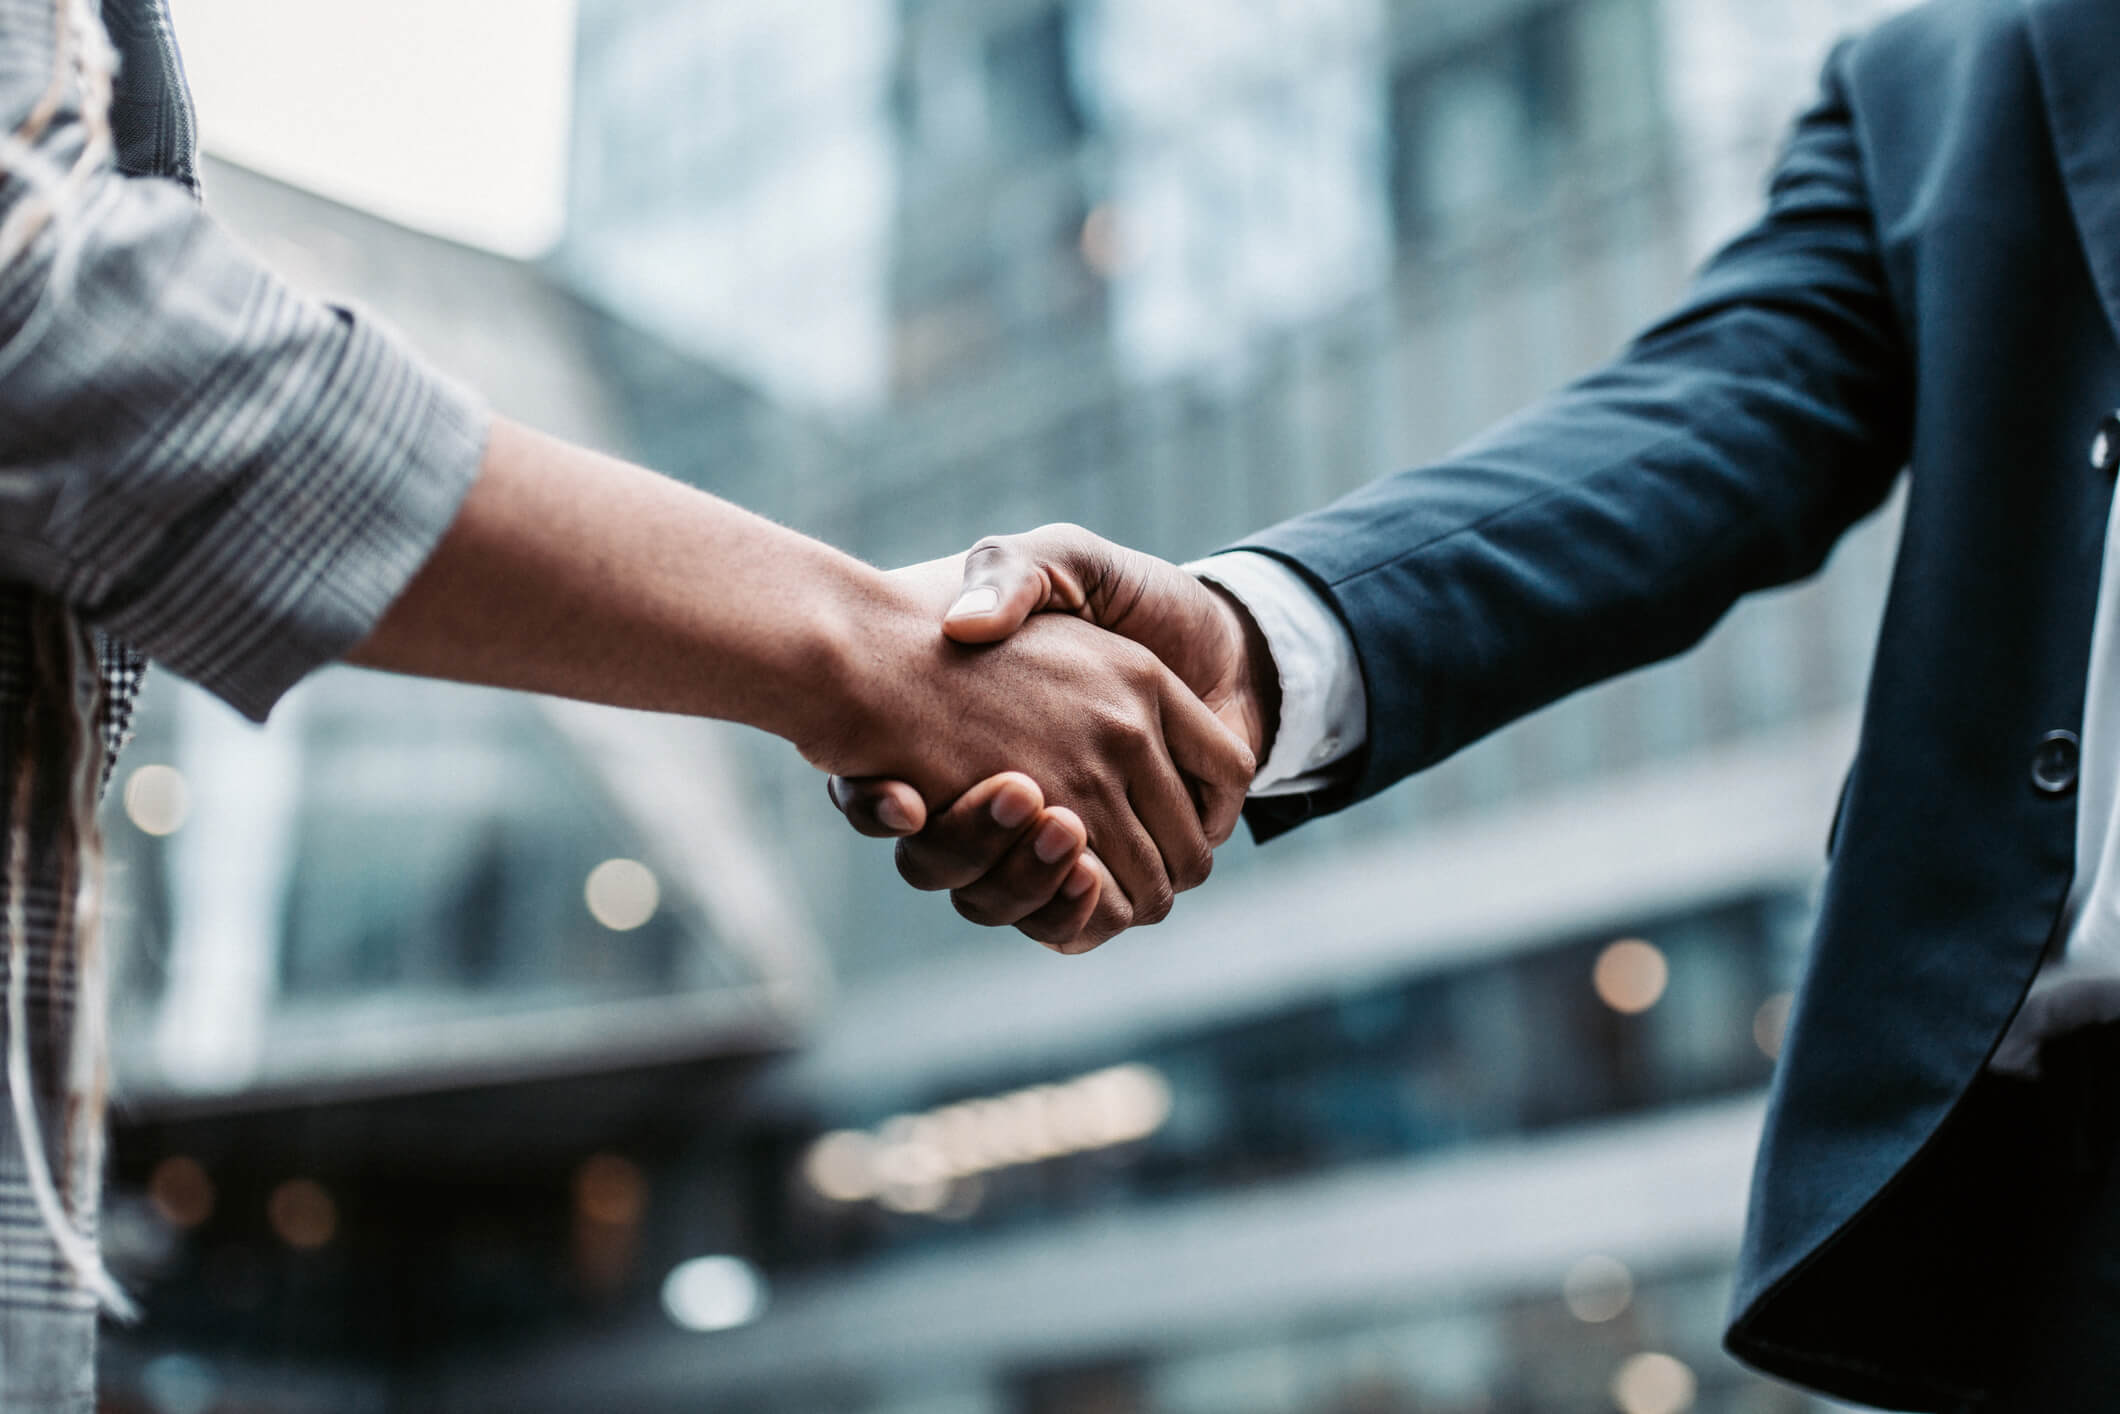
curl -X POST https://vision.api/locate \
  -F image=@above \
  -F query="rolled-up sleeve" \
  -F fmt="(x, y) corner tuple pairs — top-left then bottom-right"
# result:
(0, 17), (488, 722)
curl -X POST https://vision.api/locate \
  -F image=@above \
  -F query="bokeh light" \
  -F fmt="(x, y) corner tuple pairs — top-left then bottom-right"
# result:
(875, 1174), (951, 1215)
(1611, 1352), (1697, 1414)
(804, 1063), (1175, 1213)
(1084, 1063), (1173, 1144)
(123, 763), (190, 836)
(1562, 1254), (1634, 1323)
(584, 858), (659, 931)
(874, 1115), (952, 1213)
(148, 1155), (216, 1230)
(267, 1178), (337, 1251)
(139, 1351), (218, 1414)
(1593, 940), (1669, 1015)
(803, 1130), (881, 1203)
(574, 1153), (646, 1226)
(661, 1255), (768, 1332)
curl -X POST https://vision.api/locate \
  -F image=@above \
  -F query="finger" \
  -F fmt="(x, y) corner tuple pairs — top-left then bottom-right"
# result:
(1156, 671), (1256, 847)
(1015, 850), (1116, 952)
(1092, 660), (1224, 904)
(1083, 758), (1179, 930)
(893, 772), (1045, 893)
(1120, 729), (1215, 911)
(827, 776), (928, 838)
(1029, 852), (1130, 954)
(951, 807), (1090, 928)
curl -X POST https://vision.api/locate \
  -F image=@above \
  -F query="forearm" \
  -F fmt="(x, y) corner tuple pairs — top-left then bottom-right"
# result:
(355, 424), (1255, 920)
(349, 418), (892, 756)
(1239, 49), (1908, 805)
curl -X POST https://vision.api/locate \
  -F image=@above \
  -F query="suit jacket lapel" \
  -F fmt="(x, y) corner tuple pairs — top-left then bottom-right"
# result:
(2025, 0), (2120, 350)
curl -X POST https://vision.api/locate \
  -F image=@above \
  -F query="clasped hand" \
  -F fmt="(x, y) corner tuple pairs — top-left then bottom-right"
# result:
(822, 525), (1278, 953)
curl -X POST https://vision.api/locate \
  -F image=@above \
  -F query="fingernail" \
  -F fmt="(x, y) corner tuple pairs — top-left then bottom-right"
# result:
(947, 587), (1000, 620)
(1036, 820), (1078, 865)
(990, 789), (1036, 829)
(876, 797), (915, 833)
(1063, 863), (1096, 899)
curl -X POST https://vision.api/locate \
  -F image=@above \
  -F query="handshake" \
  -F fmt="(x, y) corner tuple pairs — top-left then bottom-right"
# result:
(809, 524), (1282, 954)
(350, 420), (1292, 953)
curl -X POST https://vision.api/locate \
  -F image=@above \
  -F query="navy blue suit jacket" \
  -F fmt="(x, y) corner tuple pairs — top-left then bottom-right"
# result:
(1238, 0), (2120, 1404)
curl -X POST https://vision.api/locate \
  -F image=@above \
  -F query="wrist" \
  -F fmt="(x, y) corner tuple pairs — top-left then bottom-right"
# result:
(778, 561), (925, 771)
(1204, 582), (1281, 765)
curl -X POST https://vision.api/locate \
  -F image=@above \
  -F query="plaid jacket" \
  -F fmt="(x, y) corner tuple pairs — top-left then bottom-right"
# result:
(0, 1), (487, 1405)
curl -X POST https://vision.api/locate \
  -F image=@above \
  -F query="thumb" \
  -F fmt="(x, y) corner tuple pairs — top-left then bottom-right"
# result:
(942, 536), (1058, 644)
(942, 525), (1105, 645)
(942, 525), (1236, 717)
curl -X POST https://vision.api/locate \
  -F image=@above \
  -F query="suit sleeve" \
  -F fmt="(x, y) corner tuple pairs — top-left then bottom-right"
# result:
(0, 5), (488, 722)
(1236, 42), (1910, 839)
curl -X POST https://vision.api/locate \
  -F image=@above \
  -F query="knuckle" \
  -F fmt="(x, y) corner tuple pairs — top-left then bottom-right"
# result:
(965, 534), (1015, 564)
(1021, 915), (1078, 950)
(952, 893), (1006, 928)
(928, 820), (1001, 870)
(1212, 748), (1253, 789)
(1053, 915), (1110, 954)
(1096, 709), (1151, 753)
(981, 872), (1048, 920)
(1074, 910), (1126, 951)
(1093, 892), (1133, 941)
(894, 840), (946, 892)
(1115, 639), (1160, 683)
(1002, 852), (1062, 899)
(1174, 843), (1214, 892)
(1136, 880), (1176, 927)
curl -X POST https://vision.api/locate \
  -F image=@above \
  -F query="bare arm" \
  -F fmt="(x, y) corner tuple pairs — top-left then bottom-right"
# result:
(0, 15), (1225, 928)
(351, 422), (1255, 931)
(351, 419), (892, 756)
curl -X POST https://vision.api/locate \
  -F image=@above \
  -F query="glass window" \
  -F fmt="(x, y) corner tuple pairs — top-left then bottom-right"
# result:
(773, 891), (1801, 1271)
(983, 9), (1085, 157)
(1390, 1), (1662, 250)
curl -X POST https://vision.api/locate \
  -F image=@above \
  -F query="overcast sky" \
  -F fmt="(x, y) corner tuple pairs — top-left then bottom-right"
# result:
(170, 0), (578, 257)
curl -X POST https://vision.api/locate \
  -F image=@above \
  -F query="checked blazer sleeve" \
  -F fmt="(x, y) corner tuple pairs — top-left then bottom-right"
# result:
(0, 0), (488, 722)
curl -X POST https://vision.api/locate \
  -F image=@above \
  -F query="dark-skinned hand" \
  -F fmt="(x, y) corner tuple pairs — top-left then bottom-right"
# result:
(838, 525), (1280, 952)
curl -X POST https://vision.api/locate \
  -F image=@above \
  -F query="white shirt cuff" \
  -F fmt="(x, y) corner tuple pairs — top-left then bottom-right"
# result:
(1189, 551), (1369, 798)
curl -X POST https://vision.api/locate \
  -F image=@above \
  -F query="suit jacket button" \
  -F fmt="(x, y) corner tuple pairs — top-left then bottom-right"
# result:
(2092, 413), (2120, 475)
(2033, 730), (2081, 796)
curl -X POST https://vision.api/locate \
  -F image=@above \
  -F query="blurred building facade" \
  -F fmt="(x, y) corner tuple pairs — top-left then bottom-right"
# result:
(101, 1), (1914, 1411)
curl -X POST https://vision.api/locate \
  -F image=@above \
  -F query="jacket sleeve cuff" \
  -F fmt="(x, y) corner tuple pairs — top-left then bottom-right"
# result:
(1188, 550), (1369, 795)
(1204, 544), (1387, 842)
